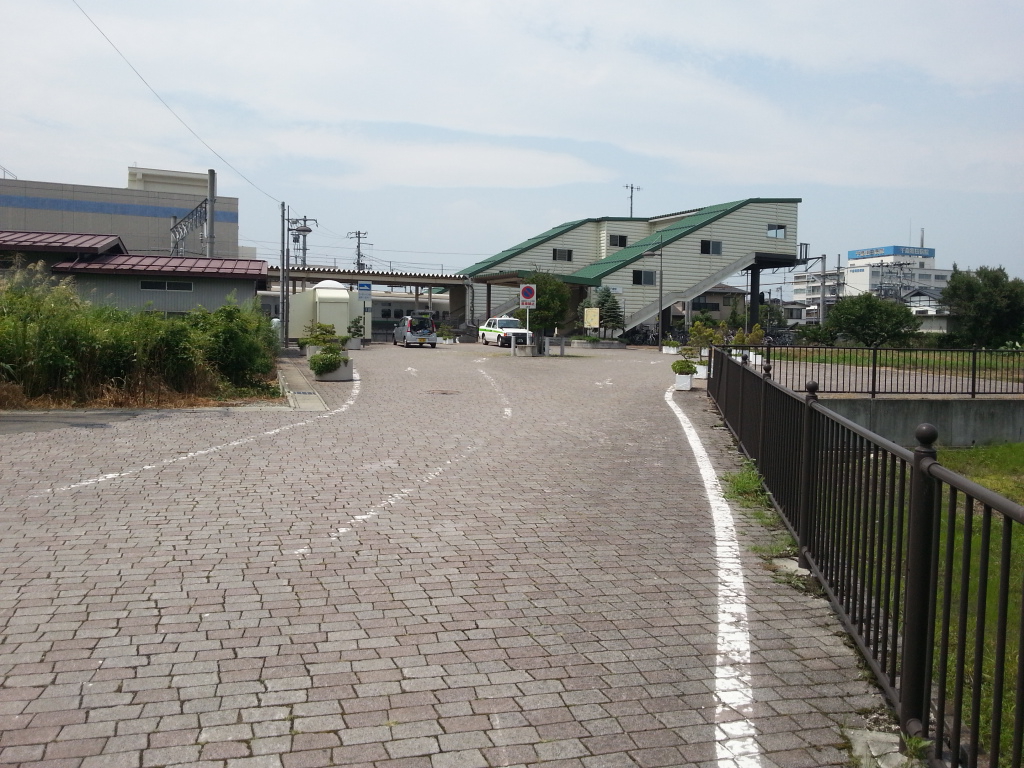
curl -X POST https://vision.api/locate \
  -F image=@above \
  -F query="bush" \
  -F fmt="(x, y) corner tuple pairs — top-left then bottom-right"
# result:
(0, 262), (278, 404)
(672, 359), (698, 375)
(308, 345), (347, 375)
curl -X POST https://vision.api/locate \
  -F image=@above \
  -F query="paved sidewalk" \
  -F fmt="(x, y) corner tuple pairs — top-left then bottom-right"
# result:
(1, 343), (894, 767)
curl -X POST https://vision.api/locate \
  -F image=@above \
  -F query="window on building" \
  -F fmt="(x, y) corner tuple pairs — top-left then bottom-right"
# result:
(632, 270), (657, 286)
(552, 248), (573, 261)
(608, 234), (627, 248)
(141, 280), (193, 291)
(380, 308), (392, 319)
(919, 273), (932, 280)
(767, 224), (786, 239)
(700, 240), (722, 255)
(934, 274), (947, 281)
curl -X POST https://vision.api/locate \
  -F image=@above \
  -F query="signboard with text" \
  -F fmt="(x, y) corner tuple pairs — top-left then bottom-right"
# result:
(357, 281), (372, 301)
(519, 284), (537, 309)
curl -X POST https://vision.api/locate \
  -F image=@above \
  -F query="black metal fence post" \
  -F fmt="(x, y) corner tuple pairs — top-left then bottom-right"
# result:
(900, 423), (939, 742)
(871, 346), (879, 399)
(971, 347), (978, 399)
(796, 381), (819, 569)
(757, 363), (772, 463)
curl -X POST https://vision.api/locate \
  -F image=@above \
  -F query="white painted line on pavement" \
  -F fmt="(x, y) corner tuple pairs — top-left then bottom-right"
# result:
(478, 368), (512, 419)
(328, 447), (479, 543)
(663, 386), (762, 768)
(28, 372), (363, 498)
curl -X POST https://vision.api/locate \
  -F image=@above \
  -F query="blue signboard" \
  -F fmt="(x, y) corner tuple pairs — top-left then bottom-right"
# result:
(848, 245), (936, 260)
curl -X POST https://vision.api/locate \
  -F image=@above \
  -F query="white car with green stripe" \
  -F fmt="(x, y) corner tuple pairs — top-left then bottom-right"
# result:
(480, 316), (533, 347)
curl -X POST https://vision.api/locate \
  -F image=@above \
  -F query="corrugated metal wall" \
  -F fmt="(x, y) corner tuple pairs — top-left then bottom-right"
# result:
(73, 275), (257, 313)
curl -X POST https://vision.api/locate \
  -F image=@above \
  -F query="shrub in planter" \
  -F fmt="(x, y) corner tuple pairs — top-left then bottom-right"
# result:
(680, 346), (699, 359)
(663, 339), (681, 347)
(309, 344), (347, 375)
(671, 359), (698, 376)
(346, 317), (364, 339)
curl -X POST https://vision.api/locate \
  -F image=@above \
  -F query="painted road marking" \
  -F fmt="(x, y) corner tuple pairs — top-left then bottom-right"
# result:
(664, 386), (762, 768)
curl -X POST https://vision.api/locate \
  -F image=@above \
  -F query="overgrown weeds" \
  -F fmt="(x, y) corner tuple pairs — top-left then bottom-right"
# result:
(0, 260), (281, 407)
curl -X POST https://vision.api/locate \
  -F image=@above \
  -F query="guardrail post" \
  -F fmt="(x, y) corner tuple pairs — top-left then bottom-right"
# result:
(796, 381), (818, 569)
(901, 423), (939, 742)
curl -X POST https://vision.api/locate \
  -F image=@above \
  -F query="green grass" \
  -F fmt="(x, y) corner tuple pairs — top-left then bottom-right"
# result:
(938, 443), (1024, 505)
(763, 346), (1024, 377)
(932, 442), (1024, 762)
(722, 460), (799, 561)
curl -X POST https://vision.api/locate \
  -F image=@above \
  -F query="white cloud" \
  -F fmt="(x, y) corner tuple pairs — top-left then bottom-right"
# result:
(287, 131), (614, 189)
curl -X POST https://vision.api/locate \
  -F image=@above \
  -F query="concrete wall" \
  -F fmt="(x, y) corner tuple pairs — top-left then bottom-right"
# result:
(820, 397), (1024, 447)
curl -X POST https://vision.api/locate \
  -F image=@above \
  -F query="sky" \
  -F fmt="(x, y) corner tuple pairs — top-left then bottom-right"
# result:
(3, 0), (1023, 296)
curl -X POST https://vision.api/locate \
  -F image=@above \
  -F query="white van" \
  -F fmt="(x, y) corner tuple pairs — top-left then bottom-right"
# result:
(392, 315), (437, 348)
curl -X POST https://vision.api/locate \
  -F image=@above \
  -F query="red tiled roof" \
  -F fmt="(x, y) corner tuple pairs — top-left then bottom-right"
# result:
(0, 230), (127, 255)
(51, 254), (267, 280)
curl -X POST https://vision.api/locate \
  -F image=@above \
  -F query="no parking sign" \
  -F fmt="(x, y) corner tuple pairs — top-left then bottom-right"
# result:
(519, 284), (536, 309)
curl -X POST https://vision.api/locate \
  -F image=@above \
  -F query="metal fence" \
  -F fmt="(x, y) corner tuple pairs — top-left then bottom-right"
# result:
(709, 348), (1024, 767)
(720, 345), (1024, 398)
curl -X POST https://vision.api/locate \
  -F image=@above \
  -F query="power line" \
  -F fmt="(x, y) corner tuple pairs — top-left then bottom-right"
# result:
(71, 0), (280, 205)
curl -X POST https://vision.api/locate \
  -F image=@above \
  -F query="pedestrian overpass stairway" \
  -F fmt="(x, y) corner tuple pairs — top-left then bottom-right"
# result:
(622, 251), (758, 330)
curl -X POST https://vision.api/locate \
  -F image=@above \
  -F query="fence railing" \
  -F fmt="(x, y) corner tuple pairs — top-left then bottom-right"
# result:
(708, 347), (1024, 767)
(718, 345), (1024, 398)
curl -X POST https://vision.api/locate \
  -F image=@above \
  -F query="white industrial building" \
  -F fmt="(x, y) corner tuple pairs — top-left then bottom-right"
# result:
(792, 246), (953, 326)
(0, 167), (250, 260)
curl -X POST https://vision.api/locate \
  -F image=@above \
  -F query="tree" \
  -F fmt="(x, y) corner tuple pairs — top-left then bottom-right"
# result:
(594, 287), (624, 337)
(942, 265), (1024, 347)
(512, 272), (571, 334)
(823, 293), (920, 347)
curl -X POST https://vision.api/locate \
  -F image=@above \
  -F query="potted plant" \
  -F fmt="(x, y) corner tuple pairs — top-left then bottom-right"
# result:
(437, 323), (456, 344)
(309, 343), (353, 381)
(671, 358), (698, 391)
(662, 338), (681, 354)
(346, 317), (365, 350)
(298, 322), (340, 356)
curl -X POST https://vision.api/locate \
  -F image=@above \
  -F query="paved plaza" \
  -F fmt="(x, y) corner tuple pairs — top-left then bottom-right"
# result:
(0, 344), (890, 768)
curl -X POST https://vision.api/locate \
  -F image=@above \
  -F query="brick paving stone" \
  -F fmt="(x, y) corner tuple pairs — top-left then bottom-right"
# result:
(1, 347), (888, 768)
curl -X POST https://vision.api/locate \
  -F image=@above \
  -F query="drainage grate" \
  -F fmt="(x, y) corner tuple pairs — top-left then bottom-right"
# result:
(425, 390), (460, 395)
(292, 391), (316, 395)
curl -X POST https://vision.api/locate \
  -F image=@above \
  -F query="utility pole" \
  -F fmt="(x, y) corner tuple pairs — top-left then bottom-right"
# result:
(288, 215), (317, 267)
(348, 231), (368, 271)
(819, 253), (827, 326)
(624, 184), (642, 217)
(280, 202), (287, 345)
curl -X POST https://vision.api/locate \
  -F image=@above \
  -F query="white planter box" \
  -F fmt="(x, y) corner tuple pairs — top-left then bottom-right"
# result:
(346, 338), (362, 351)
(662, 346), (680, 354)
(313, 359), (353, 381)
(674, 374), (693, 391)
(694, 364), (708, 380)
(441, 337), (455, 344)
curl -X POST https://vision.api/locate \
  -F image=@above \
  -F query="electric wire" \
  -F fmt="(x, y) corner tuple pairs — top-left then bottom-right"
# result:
(71, 0), (280, 205)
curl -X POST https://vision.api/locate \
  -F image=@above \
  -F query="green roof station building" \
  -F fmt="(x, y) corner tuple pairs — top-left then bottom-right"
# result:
(462, 197), (801, 333)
